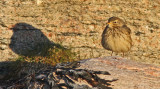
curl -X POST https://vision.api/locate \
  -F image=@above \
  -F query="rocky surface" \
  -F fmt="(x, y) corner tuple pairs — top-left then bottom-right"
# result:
(0, 0), (160, 65)
(79, 57), (160, 89)
(0, 57), (160, 89)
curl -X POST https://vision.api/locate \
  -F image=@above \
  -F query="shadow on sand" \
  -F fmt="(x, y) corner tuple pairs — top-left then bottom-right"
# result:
(9, 22), (55, 57)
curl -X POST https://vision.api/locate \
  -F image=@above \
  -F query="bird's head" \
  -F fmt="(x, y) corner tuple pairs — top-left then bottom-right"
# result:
(107, 17), (125, 28)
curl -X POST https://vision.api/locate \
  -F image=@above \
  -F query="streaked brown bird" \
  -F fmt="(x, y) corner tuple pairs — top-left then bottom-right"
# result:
(101, 17), (132, 56)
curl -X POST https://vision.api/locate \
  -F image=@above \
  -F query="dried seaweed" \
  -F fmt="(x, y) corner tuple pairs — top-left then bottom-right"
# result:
(1, 61), (117, 89)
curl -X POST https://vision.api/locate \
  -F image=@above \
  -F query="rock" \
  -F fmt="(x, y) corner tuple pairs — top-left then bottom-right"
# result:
(1, 57), (160, 89)
(79, 57), (160, 89)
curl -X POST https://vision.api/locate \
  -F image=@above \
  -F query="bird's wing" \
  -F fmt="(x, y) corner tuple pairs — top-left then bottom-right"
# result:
(122, 25), (131, 34)
(101, 25), (112, 50)
(102, 25), (109, 37)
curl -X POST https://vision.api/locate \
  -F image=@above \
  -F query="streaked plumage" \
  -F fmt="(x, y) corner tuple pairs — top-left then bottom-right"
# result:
(101, 17), (132, 56)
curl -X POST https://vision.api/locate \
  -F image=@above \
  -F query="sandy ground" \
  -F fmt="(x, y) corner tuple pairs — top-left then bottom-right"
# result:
(0, 0), (160, 65)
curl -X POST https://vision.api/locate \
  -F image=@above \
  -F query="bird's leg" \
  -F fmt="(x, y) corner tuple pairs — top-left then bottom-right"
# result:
(112, 52), (124, 60)
(122, 52), (124, 57)
(111, 51), (113, 56)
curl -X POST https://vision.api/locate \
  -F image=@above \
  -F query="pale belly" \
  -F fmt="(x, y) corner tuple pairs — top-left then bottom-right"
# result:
(106, 34), (132, 52)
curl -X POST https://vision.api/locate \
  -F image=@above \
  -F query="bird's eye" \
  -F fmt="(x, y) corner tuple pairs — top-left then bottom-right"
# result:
(114, 21), (117, 23)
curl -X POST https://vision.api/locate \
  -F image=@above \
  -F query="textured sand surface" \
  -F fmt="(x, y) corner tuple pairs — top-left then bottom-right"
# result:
(0, 0), (160, 65)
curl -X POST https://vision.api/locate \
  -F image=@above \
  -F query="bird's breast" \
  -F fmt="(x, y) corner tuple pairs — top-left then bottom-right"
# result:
(102, 28), (132, 52)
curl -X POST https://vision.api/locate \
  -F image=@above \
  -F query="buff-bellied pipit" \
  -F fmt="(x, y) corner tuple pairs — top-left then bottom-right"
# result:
(101, 17), (132, 56)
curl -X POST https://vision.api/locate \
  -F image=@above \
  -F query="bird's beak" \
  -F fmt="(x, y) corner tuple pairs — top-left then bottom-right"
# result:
(107, 22), (111, 26)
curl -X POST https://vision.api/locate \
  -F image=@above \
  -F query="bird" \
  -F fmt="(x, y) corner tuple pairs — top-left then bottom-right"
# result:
(101, 17), (132, 57)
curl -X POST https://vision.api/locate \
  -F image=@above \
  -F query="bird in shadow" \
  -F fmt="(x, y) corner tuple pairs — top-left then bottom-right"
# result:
(9, 22), (55, 57)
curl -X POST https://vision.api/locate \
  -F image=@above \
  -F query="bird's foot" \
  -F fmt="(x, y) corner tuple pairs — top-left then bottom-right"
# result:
(111, 56), (124, 60)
